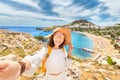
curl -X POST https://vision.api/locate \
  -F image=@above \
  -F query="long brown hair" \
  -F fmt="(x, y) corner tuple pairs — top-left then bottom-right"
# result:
(47, 34), (66, 49)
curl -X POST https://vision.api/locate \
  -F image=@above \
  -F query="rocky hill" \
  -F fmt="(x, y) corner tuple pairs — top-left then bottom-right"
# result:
(0, 30), (42, 57)
(71, 19), (94, 25)
(67, 19), (98, 28)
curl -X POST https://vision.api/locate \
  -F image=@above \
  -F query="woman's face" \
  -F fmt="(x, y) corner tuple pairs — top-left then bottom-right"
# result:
(53, 31), (65, 47)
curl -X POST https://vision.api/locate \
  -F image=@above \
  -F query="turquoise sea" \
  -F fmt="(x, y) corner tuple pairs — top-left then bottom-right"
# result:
(1, 26), (93, 59)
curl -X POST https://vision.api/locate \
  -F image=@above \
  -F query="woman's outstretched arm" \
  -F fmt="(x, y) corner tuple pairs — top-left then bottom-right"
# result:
(0, 46), (47, 80)
(19, 46), (48, 76)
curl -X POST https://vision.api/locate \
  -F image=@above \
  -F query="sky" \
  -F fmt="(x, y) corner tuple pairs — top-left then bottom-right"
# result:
(0, 0), (120, 27)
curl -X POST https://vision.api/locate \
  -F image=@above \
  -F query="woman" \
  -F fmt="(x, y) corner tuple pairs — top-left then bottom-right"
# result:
(0, 28), (73, 80)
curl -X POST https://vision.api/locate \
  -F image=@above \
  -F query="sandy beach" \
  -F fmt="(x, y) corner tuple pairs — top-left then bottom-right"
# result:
(76, 31), (119, 57)
(70, 31), (120, 80)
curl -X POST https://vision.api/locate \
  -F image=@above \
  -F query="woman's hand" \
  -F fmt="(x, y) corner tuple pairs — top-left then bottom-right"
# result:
(0, 60), (21, 80)
(68, 43), (74, 52)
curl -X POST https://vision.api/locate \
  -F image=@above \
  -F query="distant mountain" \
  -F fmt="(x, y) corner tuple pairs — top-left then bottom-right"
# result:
(42, 19), (99, 31)
(114, 23), (120, 26)
(66, 19), (98, 28)
(71, 19), (92, 24)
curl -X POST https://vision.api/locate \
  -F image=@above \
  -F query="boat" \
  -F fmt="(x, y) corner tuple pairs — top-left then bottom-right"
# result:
(81, 48), (95, 53)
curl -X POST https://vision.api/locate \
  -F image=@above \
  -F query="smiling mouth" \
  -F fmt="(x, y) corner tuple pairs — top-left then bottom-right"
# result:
(56, 41), (60, 44)
(55, 41), (61, 44)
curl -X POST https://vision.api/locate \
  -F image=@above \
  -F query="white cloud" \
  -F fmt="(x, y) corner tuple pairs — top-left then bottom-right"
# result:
(50, 0), (120, 26)
(0, 2), (72, 26)
(0, 1), (104, 26)
(52, 2), (102, 18)
(48, 0), (73, 7)
(0, 2), (71, 21)
(49, 0), (105, 19)
(99, 0), (120, 16)
(49, 0), (84, 17)
(0, 15), (68, 26)
(11, 0), (40, 9)
(93, 20), (119, 26)
(52, 5), (84, 17)
(0, 0), (120, 26)
(90, 15), (101, 21)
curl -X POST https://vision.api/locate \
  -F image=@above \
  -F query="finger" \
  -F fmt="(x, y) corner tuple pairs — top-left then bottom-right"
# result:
(0, 61), (8, 69)
(0, 63), (6, 69)
(0, 70), (5, 77)
(70, 45), (73, 49)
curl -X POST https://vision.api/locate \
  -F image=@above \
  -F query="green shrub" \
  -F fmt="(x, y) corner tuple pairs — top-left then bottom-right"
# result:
(0, 49), (11, 56)
(106, 56), (116, 65)
(71, 56), (82, 62)
(13, 47), (26, 57)
(114, 43), (118, 49)
(34, 36), (46, 42)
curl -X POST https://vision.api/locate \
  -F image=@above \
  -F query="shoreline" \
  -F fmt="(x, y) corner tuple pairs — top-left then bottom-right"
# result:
(75, 31), (119, 57)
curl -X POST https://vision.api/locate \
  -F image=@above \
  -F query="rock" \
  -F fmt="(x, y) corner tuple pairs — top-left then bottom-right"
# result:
(66, 60), (81, 80)
(35, 74), (44, 80)
(0, 45), (8, 52)
(105, 77), (111, 80)
(0, 54), (17, 61)
(111, 54), (120, 66)
(92, 52), (101, 61)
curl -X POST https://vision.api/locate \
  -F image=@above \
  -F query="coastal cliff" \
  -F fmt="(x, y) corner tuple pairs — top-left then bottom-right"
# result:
(0, 30), (42, 57)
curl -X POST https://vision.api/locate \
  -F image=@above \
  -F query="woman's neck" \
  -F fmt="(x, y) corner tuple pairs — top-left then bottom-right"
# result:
(53, 45), (59, 49)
